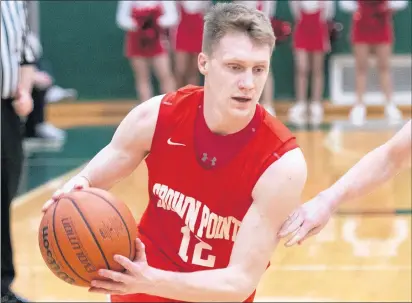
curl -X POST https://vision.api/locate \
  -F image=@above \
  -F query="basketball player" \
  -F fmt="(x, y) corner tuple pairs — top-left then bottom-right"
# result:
(278, 119), (411, 247)
(42, 3), (307, 302)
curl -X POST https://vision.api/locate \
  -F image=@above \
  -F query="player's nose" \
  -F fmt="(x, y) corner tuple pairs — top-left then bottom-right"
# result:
(238, 70), (254, 90)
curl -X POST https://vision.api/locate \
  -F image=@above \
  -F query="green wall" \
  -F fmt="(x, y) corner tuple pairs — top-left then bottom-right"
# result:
(40, 0), (411, 101)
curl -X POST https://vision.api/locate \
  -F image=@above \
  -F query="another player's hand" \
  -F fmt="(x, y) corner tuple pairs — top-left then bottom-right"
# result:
(41, 175), (91, 213)
(88, 238), (151, 295)
(13, 88), (33, 117)
(277, 195), (335, 246)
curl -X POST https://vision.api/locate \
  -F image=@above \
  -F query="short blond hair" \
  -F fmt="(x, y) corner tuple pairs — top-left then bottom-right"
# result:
(202, 2), (276, 55)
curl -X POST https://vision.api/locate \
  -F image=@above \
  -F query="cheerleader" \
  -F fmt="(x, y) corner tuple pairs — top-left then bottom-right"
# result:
(340, 0), (407, 126)
(116, 1), (178, 102)
(234, 0), (277, 116)
(173, 1), (211, 88)
(288, 0), (335, 125)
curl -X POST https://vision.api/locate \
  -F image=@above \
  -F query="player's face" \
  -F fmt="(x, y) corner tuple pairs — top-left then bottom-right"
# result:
(199, 32), (271, 117)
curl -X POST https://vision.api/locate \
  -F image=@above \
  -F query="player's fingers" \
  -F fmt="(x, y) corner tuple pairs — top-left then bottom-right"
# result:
(297, 226), (323, 245)
(41, 199), (55, 213)
(98, 269), (128, 283)
(135, 238), (147, 262)
(51, 189), (63, 200)
(277, 211), (298, 235)
(88, 287), (124, 295)
(90, 279), (125, 292)
(113, 254), (138, 276)
(284, 223), (312, 247)
(278, 211), (303, 237)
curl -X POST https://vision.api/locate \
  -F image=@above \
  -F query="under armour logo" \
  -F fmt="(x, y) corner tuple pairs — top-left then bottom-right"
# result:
(201, 153), (217, 166)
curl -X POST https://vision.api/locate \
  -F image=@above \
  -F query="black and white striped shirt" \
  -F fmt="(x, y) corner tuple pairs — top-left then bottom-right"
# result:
(1, 1), (36, 100)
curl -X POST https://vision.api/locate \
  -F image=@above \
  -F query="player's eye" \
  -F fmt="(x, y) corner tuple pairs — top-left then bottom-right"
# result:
(253, 66), (265, 74)
(228, 64), (242, 71)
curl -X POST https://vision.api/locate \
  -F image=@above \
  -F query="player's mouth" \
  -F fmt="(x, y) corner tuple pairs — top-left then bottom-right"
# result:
(232, 96), (252, 103)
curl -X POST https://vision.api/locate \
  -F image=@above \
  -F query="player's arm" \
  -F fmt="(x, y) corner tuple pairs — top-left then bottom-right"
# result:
(278, 120), (411, 246)
(322, 120), (411, 210)
(143, 148), (307, 301)
(75, 96), (162, 190)
(42, 95), (162, 212)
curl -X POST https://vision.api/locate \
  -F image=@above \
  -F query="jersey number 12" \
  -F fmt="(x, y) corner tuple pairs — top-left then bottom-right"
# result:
(178, 226), (216, 268)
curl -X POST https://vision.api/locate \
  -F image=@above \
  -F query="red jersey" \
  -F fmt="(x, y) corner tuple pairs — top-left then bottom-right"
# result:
(111, 86), (298, 303)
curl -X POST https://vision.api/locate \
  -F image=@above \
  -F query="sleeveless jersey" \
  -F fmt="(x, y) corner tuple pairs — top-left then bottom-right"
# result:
(137, 86), (297, 301)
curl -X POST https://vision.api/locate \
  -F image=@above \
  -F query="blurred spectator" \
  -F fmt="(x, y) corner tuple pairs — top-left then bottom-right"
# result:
(173, 0), (211, 88)
(24, 33), (73, 142)
(288, 0), (335, 125)
(116, 0), (178, 102)
(340, 0), (407, 126)
(235, 0), (277, 116)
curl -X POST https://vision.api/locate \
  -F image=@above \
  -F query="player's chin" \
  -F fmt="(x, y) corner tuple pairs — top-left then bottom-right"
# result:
(229, 98), (255, 116)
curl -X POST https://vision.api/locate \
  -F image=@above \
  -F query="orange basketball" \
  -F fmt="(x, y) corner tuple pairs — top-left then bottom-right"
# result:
(38, 187), (137, 287)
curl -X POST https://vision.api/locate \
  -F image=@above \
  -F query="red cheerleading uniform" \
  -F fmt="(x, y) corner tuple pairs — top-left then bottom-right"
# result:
(293, 3), (330, 52)
(173, 2), (206, 54)
(125, 4), (166, 58)
(351, 0), (393, 45)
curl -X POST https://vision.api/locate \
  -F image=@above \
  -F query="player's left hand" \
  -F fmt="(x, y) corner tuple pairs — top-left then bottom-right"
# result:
(277, 194), (335, 246)
(88, 238), (151, 295)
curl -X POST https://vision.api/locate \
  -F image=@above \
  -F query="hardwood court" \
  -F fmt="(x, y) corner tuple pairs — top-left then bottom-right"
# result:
(9, 118), (411, 302)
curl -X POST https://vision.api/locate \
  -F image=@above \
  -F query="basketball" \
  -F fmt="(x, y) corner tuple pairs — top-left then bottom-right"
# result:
(38, 187), (137, 287)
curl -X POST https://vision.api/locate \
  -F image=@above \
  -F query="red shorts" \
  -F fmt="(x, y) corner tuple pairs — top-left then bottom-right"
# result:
(351, 12), (393, 45)
(173, 10), (204, 54)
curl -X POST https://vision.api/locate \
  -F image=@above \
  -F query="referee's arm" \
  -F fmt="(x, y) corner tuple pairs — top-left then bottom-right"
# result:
(19, 2), (37, 94)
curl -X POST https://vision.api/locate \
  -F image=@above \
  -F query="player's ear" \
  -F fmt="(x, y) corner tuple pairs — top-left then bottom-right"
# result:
(198, 52), (208, 76)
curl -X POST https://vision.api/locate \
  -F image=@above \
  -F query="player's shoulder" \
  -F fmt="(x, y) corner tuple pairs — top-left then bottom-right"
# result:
(131, 85), (203, 120)
(259, 109), (295, 143)
(162, 85), (204, 107)
(253, 147), (307, 200)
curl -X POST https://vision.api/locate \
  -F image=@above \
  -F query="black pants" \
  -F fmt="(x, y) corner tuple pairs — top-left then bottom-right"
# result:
(1, 99), (23, 294)
(25, 86), (46, 137)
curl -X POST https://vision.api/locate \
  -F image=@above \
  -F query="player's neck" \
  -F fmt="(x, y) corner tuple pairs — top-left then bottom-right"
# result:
(203, 97), (256, 136)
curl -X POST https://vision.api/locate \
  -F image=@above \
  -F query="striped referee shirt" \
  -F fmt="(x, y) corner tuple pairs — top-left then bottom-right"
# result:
(1, 0), (36, 100)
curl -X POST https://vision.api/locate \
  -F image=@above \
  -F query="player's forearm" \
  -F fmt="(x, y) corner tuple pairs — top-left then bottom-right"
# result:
(322, 144), (404, 210)
(145, 266), (252, 302)
(77, 145), (141, 190)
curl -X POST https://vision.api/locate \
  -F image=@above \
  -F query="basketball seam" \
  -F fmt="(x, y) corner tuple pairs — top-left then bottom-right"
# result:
(80, 189), (135, 261)
(52, 199), (91, 284)
(67, 198), (112, 270)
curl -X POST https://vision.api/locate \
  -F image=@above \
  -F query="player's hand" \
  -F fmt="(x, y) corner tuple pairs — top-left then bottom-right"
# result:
(12, 88), (33, 117)
(41, 175), (91, 213)
(88, 238), (151, 295)
(277, 195), (335, 246)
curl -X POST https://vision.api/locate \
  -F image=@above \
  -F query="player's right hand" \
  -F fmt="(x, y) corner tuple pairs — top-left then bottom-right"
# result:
(277, 194), (336, 246)
(41, 175), (91, 213)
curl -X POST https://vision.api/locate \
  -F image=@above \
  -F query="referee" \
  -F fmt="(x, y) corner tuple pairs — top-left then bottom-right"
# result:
(2, 1), (36, 301)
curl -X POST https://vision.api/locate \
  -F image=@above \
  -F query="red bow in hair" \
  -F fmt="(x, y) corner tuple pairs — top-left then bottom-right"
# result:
(270, 18), (292, 45)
